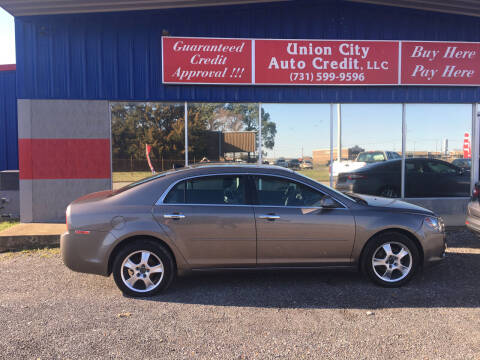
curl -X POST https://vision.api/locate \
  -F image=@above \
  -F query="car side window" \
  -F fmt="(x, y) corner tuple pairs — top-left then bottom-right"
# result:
(254, 176), (325, 207)
(426, 161), (457, 175)
(164, 175), (246, 205)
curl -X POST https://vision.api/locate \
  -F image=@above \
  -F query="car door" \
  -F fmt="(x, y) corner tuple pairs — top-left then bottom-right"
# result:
(405, 159), (435, 197)
(153, 174), (256, 268)
(252, 175), (356, 266)
(424, 160), (470, 197)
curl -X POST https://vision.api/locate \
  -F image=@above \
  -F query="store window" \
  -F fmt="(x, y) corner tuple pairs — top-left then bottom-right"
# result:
(335, 104), (403, 198)
(405, 104), (472, 198)
(187, 103), (261, 164)
(110, 102), (185, 188)
(261, 104), (330, 184)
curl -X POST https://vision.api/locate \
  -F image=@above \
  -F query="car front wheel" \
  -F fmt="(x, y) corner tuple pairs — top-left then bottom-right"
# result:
(112, 239), (175, 297)
(362, 232), (420, 287)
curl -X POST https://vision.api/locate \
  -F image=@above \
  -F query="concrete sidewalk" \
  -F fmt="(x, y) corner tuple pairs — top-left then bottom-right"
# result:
(0, 223), (65, 252)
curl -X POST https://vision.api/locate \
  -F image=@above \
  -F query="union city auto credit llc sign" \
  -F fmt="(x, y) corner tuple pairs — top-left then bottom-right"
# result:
(161, 36), (480, 86)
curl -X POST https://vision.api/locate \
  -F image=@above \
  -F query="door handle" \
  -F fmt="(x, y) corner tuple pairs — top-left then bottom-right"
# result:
(258, 214), (280, 220)
(163, 214), (185, 220)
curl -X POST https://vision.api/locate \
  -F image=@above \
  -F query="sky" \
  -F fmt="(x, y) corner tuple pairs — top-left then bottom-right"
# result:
(0, 7), (471, 159)
(0, 8), (15, 64)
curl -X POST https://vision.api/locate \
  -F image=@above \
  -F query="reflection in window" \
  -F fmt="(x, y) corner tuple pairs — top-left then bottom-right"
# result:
(254, 176), (325, 207)
(405, 104), (471, 197)
(110, 102), (185, 187)
(165, 175), (246, 205)
(334, 104), (402, 198)
(262, 104), (331, 185)
(187, 103), (275, 164)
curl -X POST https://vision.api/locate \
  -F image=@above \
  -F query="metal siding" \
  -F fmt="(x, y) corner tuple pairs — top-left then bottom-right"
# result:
(0, 70), (18, 170)
(14, 0), (480, 103)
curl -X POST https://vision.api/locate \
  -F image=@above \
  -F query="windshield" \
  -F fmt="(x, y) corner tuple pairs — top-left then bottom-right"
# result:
(356, 152), (385, 163)
(111, 169), (177, 195)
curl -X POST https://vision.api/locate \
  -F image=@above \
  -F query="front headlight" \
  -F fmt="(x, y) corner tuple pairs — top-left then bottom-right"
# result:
(424, 216), (444, 232)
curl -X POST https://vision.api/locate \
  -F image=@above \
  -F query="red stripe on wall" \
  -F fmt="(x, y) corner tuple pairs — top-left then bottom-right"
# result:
(19, 139), (111, 180)
(0, 64), (16, 71)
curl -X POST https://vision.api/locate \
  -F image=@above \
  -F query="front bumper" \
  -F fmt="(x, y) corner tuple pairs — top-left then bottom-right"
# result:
(61, 230), (113, 276)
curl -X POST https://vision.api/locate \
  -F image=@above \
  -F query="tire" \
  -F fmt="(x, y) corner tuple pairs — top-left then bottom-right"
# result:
(361, 232), (420, 287)
(112, 239), (175, 297)
(379, 186), (399, 198)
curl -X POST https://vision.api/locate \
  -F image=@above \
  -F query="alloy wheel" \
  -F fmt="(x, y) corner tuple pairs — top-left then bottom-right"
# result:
(120, 250), (165, 293)
(371, 242), (412, 283)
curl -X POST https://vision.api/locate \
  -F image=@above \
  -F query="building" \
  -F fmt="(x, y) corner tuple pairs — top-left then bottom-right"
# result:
(1, 0), (480, 225)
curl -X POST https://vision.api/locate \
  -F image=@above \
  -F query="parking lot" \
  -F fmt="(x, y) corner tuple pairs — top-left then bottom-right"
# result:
(0, 230), (479, 359)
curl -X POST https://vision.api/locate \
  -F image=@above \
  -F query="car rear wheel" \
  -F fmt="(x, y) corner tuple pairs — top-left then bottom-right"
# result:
(362, 232), (420, 287)
(112, 240), (175, 297)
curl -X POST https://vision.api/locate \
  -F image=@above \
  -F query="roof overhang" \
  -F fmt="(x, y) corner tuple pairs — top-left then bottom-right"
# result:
(0, 0), (287, 16)
(1, 0), (480, 18)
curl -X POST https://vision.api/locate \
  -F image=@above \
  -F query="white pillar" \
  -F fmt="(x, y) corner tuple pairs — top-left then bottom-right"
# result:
(337, 104), (342, 162)
(258, 102), (262, 165)
(184, 101), (188, 166)
(401, 103), (406, 199)
(330, 103), (334, 187)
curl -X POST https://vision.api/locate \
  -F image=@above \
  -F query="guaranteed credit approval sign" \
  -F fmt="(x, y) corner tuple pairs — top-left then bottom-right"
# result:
(162, 36), (480, 86)
(162, 37), (252, 84)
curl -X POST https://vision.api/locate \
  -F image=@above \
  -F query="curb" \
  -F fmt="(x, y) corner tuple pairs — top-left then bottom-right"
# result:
(0, 235), (60, 252)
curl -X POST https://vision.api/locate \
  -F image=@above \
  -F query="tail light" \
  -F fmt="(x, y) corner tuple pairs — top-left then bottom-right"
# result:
(472, 183), (480, 200)
(347, 174), (366, 180)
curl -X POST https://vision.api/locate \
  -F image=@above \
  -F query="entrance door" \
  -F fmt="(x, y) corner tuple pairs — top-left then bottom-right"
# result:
(252, 175), (356, 266)
(153, 174), (256, 268)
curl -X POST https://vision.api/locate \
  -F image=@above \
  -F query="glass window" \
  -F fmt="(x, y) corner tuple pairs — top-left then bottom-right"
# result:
(335, 104), (403, 198)
(111, 102), (185, 190)
(187, 103), (261, 164)
(261, 104), (331, 185)
(254, 176), (325, 207)
(405, 104), (471, 198)
(164, 175), (246, 205)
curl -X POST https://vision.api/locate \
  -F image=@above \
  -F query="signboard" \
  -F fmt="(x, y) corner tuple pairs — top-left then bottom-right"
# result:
(402, 42), (480, 85)
(162, 37), (480, 86)
(255, 40), (398, 85)
(162, 37), (252, 84)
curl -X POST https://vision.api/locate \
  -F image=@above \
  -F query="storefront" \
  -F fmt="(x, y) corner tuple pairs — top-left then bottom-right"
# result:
(3, 0), (480, 224)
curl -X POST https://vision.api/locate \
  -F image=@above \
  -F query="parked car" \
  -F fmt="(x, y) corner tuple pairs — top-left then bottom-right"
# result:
(299, 160), (313, 169)
(466, 183), (480, 236)
(452, 158), (471, 170)
(62, 165), (446, 297)
(336, 158), (470, 198)
(331, 151), (401, 177)
(275, 158), (288, 167)
(287, 159), (301, 169)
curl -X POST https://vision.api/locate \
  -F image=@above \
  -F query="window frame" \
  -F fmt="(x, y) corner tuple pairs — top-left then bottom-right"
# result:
(163, 174), (250, 206)
(157, 172), (348, 208)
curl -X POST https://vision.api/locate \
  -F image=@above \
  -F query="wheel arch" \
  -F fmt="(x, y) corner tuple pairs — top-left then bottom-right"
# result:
(359, 228), (424, 270)
(107, 234), (178, 276)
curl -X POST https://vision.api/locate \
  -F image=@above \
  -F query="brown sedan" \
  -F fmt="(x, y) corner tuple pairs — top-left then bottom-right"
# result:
(61, 165), (446, 297)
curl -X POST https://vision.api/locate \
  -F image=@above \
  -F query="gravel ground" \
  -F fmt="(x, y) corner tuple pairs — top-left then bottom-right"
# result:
(0, 230), (479, 360)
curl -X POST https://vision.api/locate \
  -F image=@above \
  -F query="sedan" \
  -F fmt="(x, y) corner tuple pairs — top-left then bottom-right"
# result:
(336, 158), (470, 198)
(61, 165), (446, 297)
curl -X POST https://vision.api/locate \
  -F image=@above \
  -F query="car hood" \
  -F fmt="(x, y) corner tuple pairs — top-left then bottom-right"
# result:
(356, 194), (435, 215)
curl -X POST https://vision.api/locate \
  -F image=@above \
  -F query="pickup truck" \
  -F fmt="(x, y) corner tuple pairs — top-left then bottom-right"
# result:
(331, 151), (401, 177)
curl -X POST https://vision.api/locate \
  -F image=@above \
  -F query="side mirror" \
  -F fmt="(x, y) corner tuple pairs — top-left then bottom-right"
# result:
(320, 196), (338, 209)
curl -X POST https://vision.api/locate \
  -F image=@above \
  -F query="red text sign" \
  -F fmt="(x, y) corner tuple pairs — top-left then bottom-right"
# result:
(402, 42), (480, 85)
(162, 37), (480, 86)
(255, 40), (399, 85)
(162, 37), (252, 84)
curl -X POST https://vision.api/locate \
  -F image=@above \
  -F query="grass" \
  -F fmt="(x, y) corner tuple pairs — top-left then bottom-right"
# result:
(297, 167), (330, 183)
(113, 171), (152, 183)
(0, 247), (60, 260)
(0, 221), (19, 232)
(113, 167), (332, 185)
